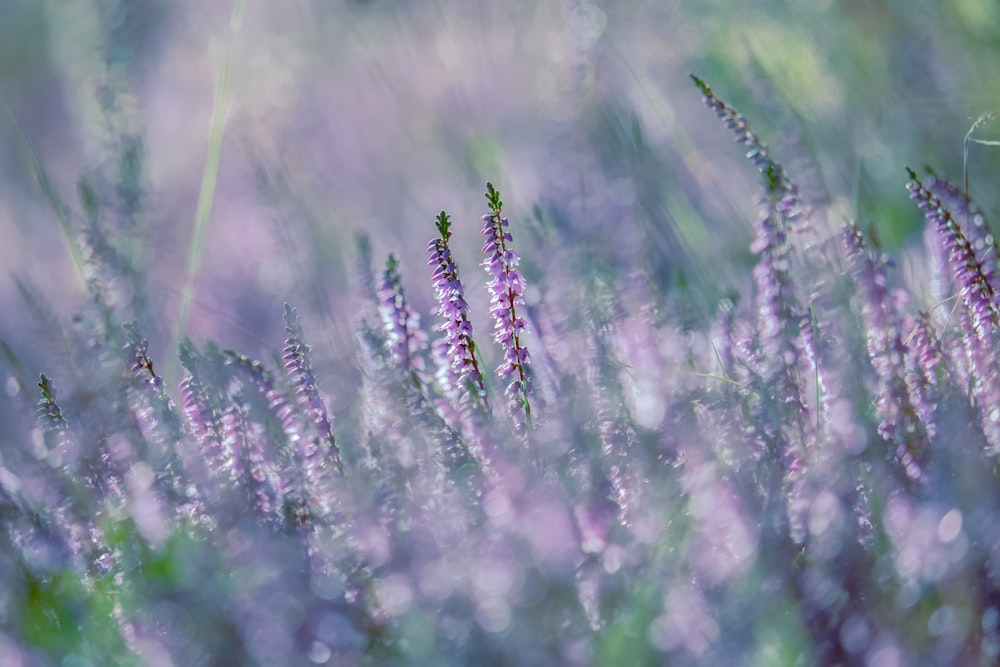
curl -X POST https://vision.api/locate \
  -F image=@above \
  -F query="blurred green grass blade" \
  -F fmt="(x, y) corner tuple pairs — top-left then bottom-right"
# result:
(1, 101), (85, 283)
(965, 110), (1000, 196)
(0, 339), (32, 407)
(170, 0), (244, 380)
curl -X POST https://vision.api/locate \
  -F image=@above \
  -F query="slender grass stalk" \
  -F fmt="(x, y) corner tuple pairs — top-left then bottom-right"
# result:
(169, 0), (245, 383)
(1, 103), (86, 282)
(964, 110), (1000, 200)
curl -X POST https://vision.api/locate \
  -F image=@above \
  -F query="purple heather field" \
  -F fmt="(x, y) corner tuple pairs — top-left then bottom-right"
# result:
(3, 1), (1000, 666)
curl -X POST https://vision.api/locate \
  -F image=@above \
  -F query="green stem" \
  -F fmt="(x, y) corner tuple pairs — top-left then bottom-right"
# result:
(168, 0), (244, 382)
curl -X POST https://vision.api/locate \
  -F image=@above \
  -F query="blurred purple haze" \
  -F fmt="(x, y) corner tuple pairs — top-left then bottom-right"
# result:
(1, 0), (996, 408)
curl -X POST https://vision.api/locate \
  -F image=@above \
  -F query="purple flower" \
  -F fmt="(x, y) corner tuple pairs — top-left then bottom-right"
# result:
(227, 349), (301, 447)
(842, 221), (928, 481)
(750, 195), (803, 386)
(925, 173), (1000, 297)
(124, 322), (164, 392)
(123, 322), (186, 447)
(903, 312), (942, 439)
(690, 74), (811, 236)
(178, 342), (225, 469)
(907, 169), (1000, 450)
(691, 74), (808, 407)
(282, 303), (343, 476)
(427, 210), (488, 413)
(481, 183), (532, 430)
(37, 373), (68, 436)
(906, 168), (999, 339)
(224, 350), (292, 517)
(376, 254), (428, 379)
(218, 401), (279, 517)
(692, 76), (817, 475)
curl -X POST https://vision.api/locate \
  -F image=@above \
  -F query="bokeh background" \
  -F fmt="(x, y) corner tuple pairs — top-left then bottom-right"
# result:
(5, 2), (1000, 664)
(2, 0), (1000, 403)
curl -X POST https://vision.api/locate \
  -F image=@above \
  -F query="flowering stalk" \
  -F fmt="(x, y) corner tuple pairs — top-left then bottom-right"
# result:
(428, 210), (488, 412)
(690, 74), (810, 237)
(220, 400), (278, 518)
(907, 168), (1000, 454)
(750, 194), (805, 398)
(179, 341), (238, 485)
(842, 221), (928, 481)
(903, 312), (943, 439)
(282, 303), (343, 476)
(232, 339), (343, 523)
(34, 374), (115, 573)
(925, 172), (1000, 296)
(377, 255), (428, 386)
(224, 350), (293, 519)
(691, 74), (806, 388)
(123, 322), (187, 502)
(37, 373), (69, 436)
(124, 323), (183, 436)
(692, 74), (810, 464)
(481, 182), (532, 429)
(906, 167), (1000, 338)
(226, 350), (299, 445)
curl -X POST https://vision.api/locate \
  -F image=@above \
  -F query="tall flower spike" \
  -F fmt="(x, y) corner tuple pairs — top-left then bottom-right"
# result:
(37, 373), (68, 433)
(907, 169), (1000, 454)
(692, 75), (808, 439)
(428, 210), (488, 412)
(282, 303), (343, 475)
(124, 322), (162, 391)
(124, 322), (183, 435)
(123, 322), (187, 502)
(690, 74), (811, 237)
(225, 349), (296, 438)
(482, 182), (532, 429)
(178, 341), (233, 480)
(925, 172), (1000, 300)
(926, 173), (998, 245)
(377, 254), (428, 383)
(224, 350), (294, 517)
(903, 312), (942, 439)
(906, 167), (1000, 339)
(842, 221), (928, 482)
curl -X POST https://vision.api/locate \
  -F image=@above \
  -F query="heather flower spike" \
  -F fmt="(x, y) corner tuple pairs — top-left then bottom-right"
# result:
(692, 74), (808, 440)
(690, 74), (810, 235)
(842, 221), (928, 481)
(282, 303), (343, 475)
(377, 254), (428, 383)
(907, 169), (1000, 454)
(226, 349), (298, 443)
(123, 321), (187, 471)
(124, 321), (167, 393)
(428, 210), (488, 412)
(924, 172), (1000, 299)
(904, 311), (942, 438)
(906, 167), (1000, 338)
(178, 340), (228, 474)
(482, 182), (532, 429)
(37, 373), (67, 432)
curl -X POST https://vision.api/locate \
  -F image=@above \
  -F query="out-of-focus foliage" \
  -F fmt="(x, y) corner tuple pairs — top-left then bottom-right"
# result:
(4, 1), (1000, 665)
